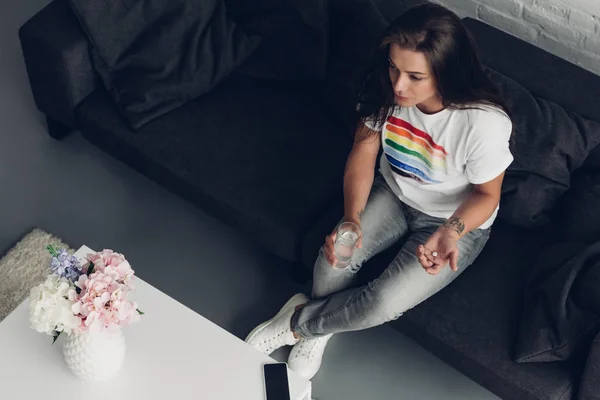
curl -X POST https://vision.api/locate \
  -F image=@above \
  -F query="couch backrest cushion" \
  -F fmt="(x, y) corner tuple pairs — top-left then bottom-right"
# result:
(67, 0), (260, 129)
(225, 0), (329, 82)
(554, 171), (600, 243)
(322, 0), (389, 131)
(462, 17), (600, 228)
(462, 18), (600, 123)
(322, 0), (432, 132)
(514, 241), (600, 364)
(583, 145), (600, 172)
(485, 68), (600, 228)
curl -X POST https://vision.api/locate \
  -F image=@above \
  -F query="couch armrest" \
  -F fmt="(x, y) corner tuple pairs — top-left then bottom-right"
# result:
(19, 0), (99, 128)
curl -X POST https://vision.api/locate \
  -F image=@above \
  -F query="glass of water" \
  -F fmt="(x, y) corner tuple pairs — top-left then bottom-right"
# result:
(333, 222), (361, 269)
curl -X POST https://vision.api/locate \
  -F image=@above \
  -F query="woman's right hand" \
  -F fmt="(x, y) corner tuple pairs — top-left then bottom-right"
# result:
(323, 222), (362, 267)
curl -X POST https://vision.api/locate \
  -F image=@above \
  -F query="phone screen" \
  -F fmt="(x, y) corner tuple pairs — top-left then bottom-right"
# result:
(263, 363), (291, 400)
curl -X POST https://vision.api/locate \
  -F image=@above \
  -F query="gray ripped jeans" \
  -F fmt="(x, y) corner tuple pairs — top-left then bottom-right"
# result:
(292, 177), (491, 338)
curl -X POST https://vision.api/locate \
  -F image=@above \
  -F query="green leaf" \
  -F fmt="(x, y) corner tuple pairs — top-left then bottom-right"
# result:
(52, 331), (62, 345)
(87, 261), (95, 276)
(136, 309), (145, 316)
(46, 244), (58, 257)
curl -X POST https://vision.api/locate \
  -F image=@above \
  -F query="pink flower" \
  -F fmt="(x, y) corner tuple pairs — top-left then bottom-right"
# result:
(69, 270), (140, 333)
(86, 250), (135, 290)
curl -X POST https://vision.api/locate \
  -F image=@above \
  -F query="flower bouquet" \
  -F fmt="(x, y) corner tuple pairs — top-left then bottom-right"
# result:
(28, 245), (143, 380)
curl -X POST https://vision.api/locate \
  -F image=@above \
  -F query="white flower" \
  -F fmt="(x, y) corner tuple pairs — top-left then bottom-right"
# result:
(29, 274), (81, 336)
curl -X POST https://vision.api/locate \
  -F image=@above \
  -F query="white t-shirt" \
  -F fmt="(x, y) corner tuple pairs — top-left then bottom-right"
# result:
(363, 104), (513, 229)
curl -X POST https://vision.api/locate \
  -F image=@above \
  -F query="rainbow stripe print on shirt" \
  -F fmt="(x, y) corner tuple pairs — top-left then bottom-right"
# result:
(383, 115), (447, 184)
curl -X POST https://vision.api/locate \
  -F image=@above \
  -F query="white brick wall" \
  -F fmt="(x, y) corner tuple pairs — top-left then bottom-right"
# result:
(431, 0), (600, 75)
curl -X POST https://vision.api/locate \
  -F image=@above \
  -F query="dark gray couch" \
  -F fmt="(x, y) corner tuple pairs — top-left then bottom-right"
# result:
(19, 0), (600, 399)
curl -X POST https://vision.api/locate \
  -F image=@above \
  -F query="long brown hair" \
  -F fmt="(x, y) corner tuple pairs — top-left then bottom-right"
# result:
(357, 3), (512, 138)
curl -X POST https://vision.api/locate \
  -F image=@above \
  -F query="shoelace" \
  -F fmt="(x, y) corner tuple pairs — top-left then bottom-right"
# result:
(293, 338), (326, 361)
(259, 329), (292, 353)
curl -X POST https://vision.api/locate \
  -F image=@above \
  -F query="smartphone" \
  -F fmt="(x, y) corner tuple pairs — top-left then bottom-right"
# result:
(263, 362), (291, 400)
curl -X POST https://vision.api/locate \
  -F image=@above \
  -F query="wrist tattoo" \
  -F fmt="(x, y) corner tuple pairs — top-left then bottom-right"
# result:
(443, 217), (465, 235)
(356, 209), (365, 221)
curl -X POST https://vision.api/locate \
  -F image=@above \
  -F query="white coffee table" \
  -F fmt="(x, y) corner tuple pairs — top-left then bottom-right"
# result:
(0, 245), (311, 400)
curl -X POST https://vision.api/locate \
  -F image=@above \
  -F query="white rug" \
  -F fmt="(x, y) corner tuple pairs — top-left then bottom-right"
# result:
(0, 229), (72, 322)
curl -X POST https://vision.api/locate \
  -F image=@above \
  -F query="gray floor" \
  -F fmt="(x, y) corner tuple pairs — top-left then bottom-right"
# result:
(1, 2), (500, 399)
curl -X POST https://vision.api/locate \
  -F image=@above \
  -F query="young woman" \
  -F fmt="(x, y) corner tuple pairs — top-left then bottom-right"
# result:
(245, 3), (514, 380)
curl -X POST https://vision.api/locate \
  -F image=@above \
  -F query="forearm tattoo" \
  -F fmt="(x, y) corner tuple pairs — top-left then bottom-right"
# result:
(443, 216), (465, 235)
(356, 208), (365, 221)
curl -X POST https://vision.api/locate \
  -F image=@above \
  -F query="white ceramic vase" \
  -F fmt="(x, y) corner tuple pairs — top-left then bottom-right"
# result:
(63, 328), (126, 381)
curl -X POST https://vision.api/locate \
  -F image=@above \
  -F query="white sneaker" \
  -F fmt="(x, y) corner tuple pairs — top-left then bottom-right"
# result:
(288, 334), (333, 379)
(245, 293), (309, 355)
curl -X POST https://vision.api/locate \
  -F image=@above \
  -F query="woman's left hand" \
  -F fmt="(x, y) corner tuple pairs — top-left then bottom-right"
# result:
(417, 229), (460, 275)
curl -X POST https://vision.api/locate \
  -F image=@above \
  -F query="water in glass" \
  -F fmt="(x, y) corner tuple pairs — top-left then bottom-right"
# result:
(334, 229), (359, 268)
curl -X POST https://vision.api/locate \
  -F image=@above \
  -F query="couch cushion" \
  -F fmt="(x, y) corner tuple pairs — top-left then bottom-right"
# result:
(226, 0), (329, 82)
(459, 18), (600, 230)
(580, 332), (600, 400)
(554, 172), (600, 244)
(515, 242), (600, 363)
(76, 79), (352, 261)
(68, 0), (259, 129)
(322, 0), (389, 132)
(485, 68), (600, 228)
(354, 222), (577, 400)
(583, 145), (600, 172)
(463, 18), (600, 123)
(322, 0), (430, 131)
